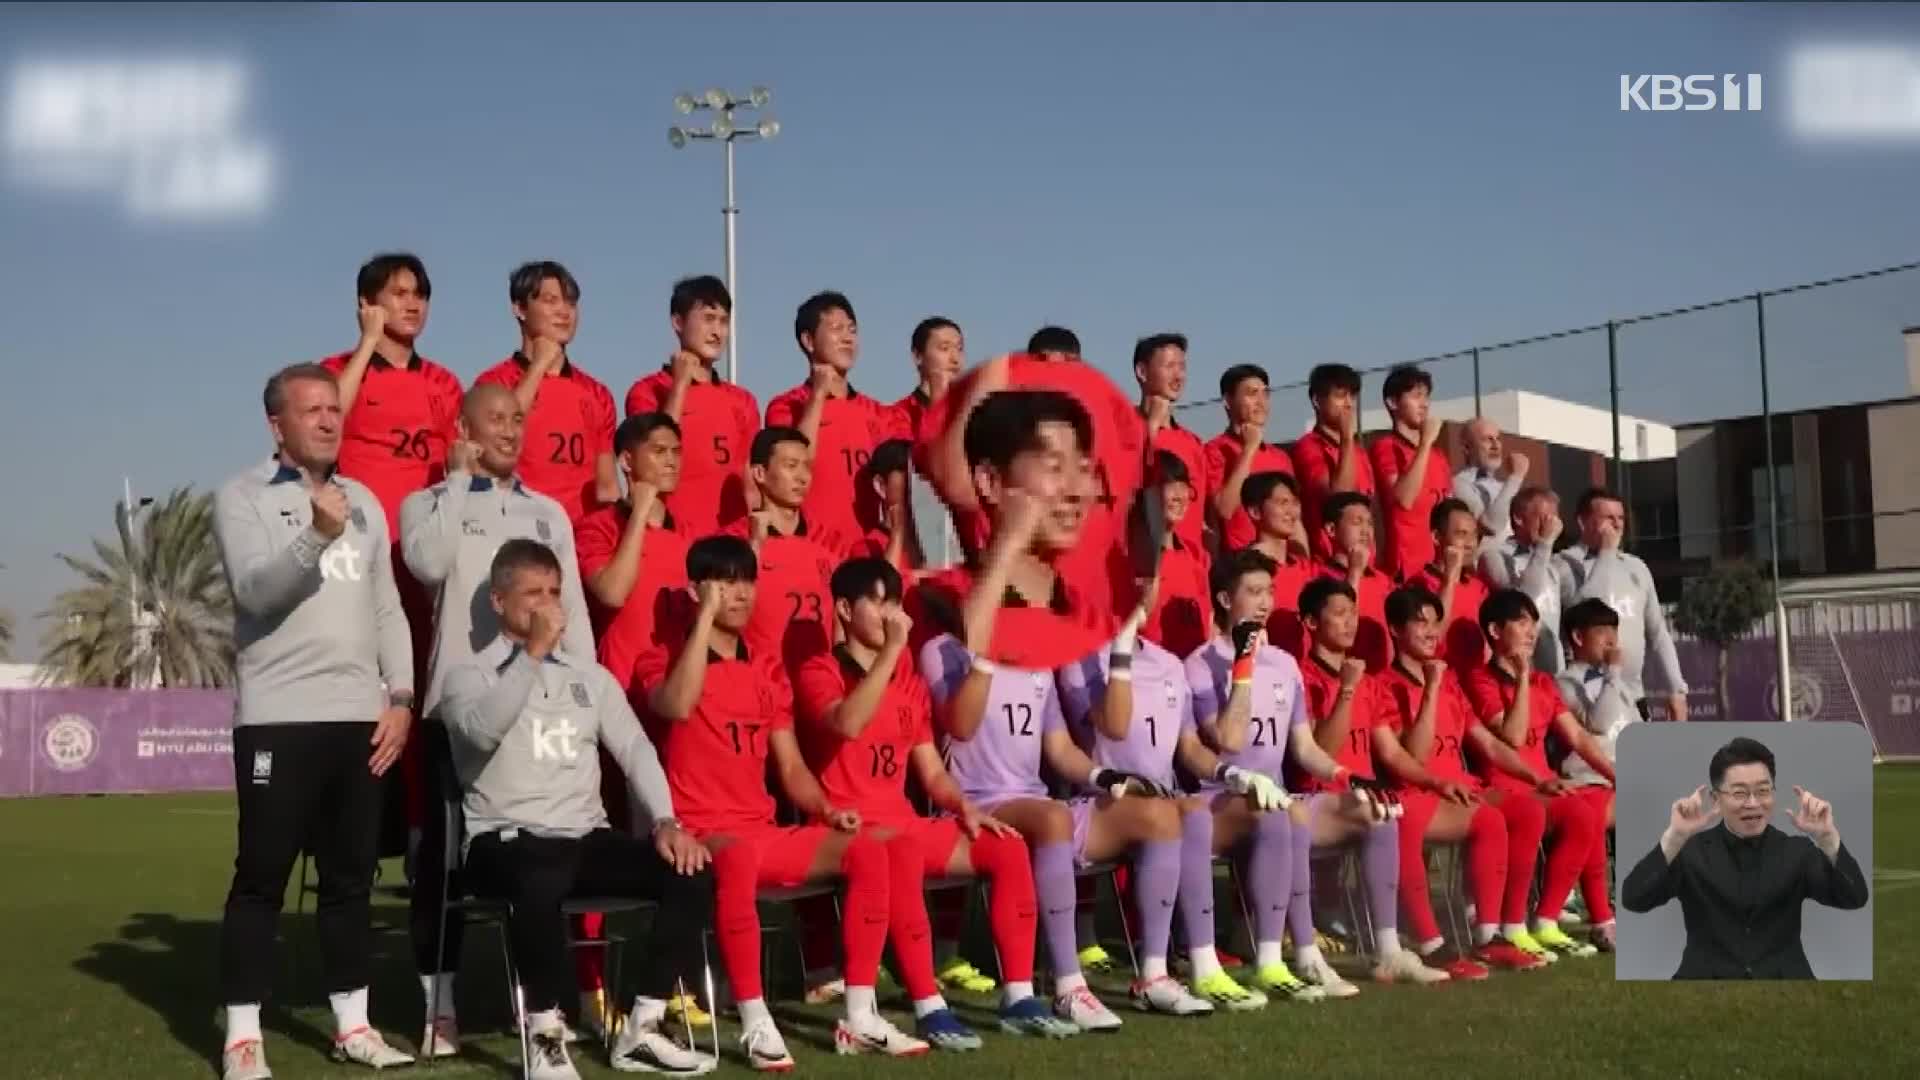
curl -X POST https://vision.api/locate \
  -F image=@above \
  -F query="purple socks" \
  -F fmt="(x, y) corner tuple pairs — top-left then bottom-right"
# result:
(1133, 838), (1182, 960)
(1177, 808), (1218, 950)
(1033, 841), (1080, 976)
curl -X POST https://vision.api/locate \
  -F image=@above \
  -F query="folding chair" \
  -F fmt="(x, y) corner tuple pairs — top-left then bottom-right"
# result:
(1051, 860), (1138, 981)
(1308, 843), (1376, 962)
(1424, 840), (1475, 952)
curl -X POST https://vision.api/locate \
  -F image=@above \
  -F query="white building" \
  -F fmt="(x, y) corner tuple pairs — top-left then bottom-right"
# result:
(1360, 388), (1676, 462)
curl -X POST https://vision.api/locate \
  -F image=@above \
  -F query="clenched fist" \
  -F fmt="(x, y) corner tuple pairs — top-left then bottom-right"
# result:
(527, 602), (567, 660)
(311, 485), (350, 540)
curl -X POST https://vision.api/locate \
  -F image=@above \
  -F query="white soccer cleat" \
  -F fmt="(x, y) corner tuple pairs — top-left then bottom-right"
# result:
(738, 1019), (794, 1073)
(834, 1012), (932, 1057)
(330, 1027), (415, 1069)
(1372, 949), (1452, 985)
(527, 1025), (582, 1080)
(221, 1039), (272, 1080)
(1129, 975), (1216, 1016)
(1296, 954), (1361, 999)
(419, 1016), (460, 1059)
(612, 1018), (717, 1075)
(1053, 984), (1124, 1032)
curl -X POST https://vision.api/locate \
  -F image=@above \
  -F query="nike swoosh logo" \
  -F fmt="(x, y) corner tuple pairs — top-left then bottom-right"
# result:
(1045, 907), (1073, 917)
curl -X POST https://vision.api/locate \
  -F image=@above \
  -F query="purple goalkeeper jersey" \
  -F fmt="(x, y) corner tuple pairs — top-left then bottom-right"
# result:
(1185, 636), (1308, 788)
(1056, 640), (1193, 791)
(920, 633), (1065, 806)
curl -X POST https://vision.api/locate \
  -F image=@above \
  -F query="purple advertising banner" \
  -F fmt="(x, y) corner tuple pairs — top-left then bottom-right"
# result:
(0, 689), (236, 797)
(1664, 630), (1920, 759)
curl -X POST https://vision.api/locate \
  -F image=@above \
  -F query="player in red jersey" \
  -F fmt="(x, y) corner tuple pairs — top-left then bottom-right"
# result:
(1025, 326), (1081, 362)
(1408, 498), (1494, 671)
(473, 261), (618, 526)
(636, 536), (931, 1069)
(1377, 585), (1550, 976)
(722, 427), (844, 674)
(1110, 452), (1212, 658)
(1313, 492), (1393, 671)
(624, 276), (759, 537)
(1241, 471), (1317, 658)
(888, 317), (964, 441)
(1203, 364), (1295, 553)
(1369, 364), (1451, 581)
(849, 440), (925, 577)
(1291, 363), (1375, 559)
(1462, 588), (1616, 962)
(1133, 333), (1208, 553)
(764, 291), (896, 545)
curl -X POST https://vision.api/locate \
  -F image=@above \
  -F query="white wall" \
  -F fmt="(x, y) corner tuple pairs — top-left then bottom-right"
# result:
(1361, 389), (1675, 461)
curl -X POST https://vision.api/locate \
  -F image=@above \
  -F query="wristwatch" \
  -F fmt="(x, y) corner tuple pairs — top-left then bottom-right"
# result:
(388, 689), (415, 710)
(651, 817), (682, 836)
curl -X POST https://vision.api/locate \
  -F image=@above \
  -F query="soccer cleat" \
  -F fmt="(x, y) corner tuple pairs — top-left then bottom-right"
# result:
(1191, 970), (1268, 1011)
(221, 1039), (272, 1080)
(667, 992), (712, 1029)
(1431, 955), (1491, 981)
(419, 1016), (460, 1058)
(803, 975), (846, 1005)
(1475, 940), (1548, 971)
(1130, 975), (1216, 1016)
(612, 1019), (717, 1075)
(1561, 891), (1587, 925)
(528, 1026), (582, 1080)
(1591, 923), (1617, 953)
(834, 1013), (932, 1057)
(1077, 944), (1116, 973)
(915, 1007), (984, 1051)
(1296, 953), (1361, 999)
(998, 995), (1080, 1038)
(738, 1020), (794, 1073)
(1249, 962), (1327, 1002)
(1372, 949), (1452, 985)
(937, 959), (998, 995)
(330, 1027), (415, 1069)
(1054, 985), (1124, 1032)
(1532, 923), (1600, 958)
(1506, 929), (1559, 964)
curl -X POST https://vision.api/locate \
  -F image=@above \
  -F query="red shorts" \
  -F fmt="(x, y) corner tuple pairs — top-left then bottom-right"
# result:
(698, 824), (840, 887)
(869, 815), (967, 876)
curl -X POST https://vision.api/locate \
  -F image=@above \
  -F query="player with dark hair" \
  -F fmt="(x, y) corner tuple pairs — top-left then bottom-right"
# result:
(1026, 325), (1081, 360)
(623, 275), (758, 537)
(767, 291), (898, 546)
(474, 261), (619, 524)
(891, 316), (965, 439)
(719, 427), (842, 675)
(1313, 492), (1393, 671)
(1370, 364), (1450, 580)
(1205, 363), (1295, 552)
(847, 439), (926, 576)
(1292, 363), (1375, 558)
(1555, 597), (1634, 950)
(1241, 471), (1316, 657)
(1408, 498), (1494, 670)
(1134, 333), (1207, 552)
(1115, 451), (1212, 658)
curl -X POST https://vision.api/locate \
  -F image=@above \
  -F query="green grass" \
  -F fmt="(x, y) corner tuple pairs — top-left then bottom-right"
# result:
(7, 773), (1920, 1079)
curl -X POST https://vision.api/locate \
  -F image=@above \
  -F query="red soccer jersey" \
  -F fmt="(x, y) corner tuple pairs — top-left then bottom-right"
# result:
(1294, 653), (1382, 790)
(1378, 661), (1479, 788)
(906, 563), (1115, 671)
(888, 388), (933, 442)
(625, 369), (759, 537)
(1291, 427), (1377, 560)
(1202, 433), (1295, 553)
(474, 354), (616, 525)
(1411, 565), (1492, 672)
(794, 646), (931, 827)
(1263, 553), (1319, 660)
(852, 528), (914, 578)
(723, 516), (842, 674)
(1313, 561), (1393, 672)
(1114, 538), (1211, 660)
(1462, 662), (1566, 782)
(1151, 421), (1209, 551)
(1369, 431), (1453, 581)
(634, 630), (794, 835)
(766, 384), (895, 544)
(320, 351), (462, 535)
(586, 502), (692, 683)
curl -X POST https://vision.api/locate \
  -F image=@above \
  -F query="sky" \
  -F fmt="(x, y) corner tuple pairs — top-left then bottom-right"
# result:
(4, 2), (1920, 648)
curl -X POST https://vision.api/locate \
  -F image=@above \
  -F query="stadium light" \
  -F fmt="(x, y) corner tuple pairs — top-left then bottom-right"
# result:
(668, 85), (780, 385)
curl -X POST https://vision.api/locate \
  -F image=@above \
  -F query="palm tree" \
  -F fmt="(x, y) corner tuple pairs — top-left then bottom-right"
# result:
(39, 487), (235, 688)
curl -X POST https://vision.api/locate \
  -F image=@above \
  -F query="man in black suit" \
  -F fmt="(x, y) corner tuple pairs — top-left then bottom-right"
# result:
(1622, 736), (1869, 979)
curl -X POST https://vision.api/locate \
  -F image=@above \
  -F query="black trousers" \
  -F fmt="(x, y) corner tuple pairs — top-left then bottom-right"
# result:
(219, 722), (382, 1004)
(410, 721), (465, 975)
(465, 828), (715, 1016)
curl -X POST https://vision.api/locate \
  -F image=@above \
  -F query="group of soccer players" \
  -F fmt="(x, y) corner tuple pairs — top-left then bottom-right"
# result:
(217, 250), (1649, 1080)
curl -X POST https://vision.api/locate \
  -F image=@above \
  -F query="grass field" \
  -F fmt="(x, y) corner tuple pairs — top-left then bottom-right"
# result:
(6, 773), (1920, 1080)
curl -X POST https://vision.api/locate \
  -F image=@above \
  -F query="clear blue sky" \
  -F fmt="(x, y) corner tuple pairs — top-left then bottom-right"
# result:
(4, 2), (1919, 646)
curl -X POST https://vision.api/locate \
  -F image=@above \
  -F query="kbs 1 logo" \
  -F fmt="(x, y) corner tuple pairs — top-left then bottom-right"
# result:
(1619, 74), (1763, 112)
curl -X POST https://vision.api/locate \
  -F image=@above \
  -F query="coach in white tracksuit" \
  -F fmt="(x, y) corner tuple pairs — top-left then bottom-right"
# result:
(1556, 488), (1688, 722)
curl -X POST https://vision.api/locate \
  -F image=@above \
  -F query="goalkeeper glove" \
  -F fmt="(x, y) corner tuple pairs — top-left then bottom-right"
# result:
(1218, 765), (1290, 811)
(1092, 768), (1171, 800)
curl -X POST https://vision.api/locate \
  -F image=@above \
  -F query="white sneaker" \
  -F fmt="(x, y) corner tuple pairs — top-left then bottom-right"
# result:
(420, 1015), (460, 1058)
(1372, 949), (1452, 986)
(1053, 984), (1123, 1032)
(528, 1025), (582, 1080)
(221, 1039), (271, 1080)
(330, 1027), (415, 1069)
(834, 1012), (932, 1057)
(1296, 954), (1361, 999)
(612, 1012), (717, 1075)
(1129, 975), (1215, 1016)
(738, 1019), (794, 1073)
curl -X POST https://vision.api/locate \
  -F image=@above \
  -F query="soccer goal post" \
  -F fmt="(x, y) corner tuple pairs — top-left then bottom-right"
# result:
(1777, 577), (1920, 764)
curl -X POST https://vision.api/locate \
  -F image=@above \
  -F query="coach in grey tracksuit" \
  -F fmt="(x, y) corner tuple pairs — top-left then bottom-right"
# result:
(212, 364), (415, 1066)
(1480, 486), (1570, 675)
(439, 540), (713, 1074)
(1557, 489), (1689, 721)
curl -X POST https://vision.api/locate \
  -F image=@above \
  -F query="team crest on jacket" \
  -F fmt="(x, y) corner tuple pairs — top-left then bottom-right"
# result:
(1164, 681), (1181, 709)
(463, 519), (486, 537)
(570, 682), (591, 708)
(1030, 672), (1049, 700)
(537, 520), (553, 542)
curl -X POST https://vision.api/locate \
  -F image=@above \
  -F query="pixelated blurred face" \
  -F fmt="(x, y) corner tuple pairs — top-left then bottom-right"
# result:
(1570, 622), (1619, 665)
(493, 564), (562, 638)
(464, 393), (526, 476)
(1716, 761), (1775, 837)
(1160, 478), (1194, 527)
(516, 275), (578, 346)
(976, 419), (1088, 553)
(272, 376), (343, 467)
(1219, 568), (1274, 626)
(840, 585), (898, 650)
(626, 426), (683, 494)
(1393, 603), (1444, 661)
(916, 326), (964, 389)
(754, 439), (812, 510)
(1256, 482), (1302, 539)
(674, 302), (731, 363)
(370, 267), (428, 342)
(1390, 384), (1430, 428)
(1227, 375), (1270, 427)
(1488, 612), (1539, 663)
(1137, 344), (1187, 400)
(805, 306), (859, 373)
(1308, 592), (1359, 653)
(1328, 502), (1375, 561)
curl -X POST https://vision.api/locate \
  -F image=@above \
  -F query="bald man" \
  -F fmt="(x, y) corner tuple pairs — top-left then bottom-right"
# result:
(1450, 417), (1530, 541)
(398, 381), (595, 1054)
